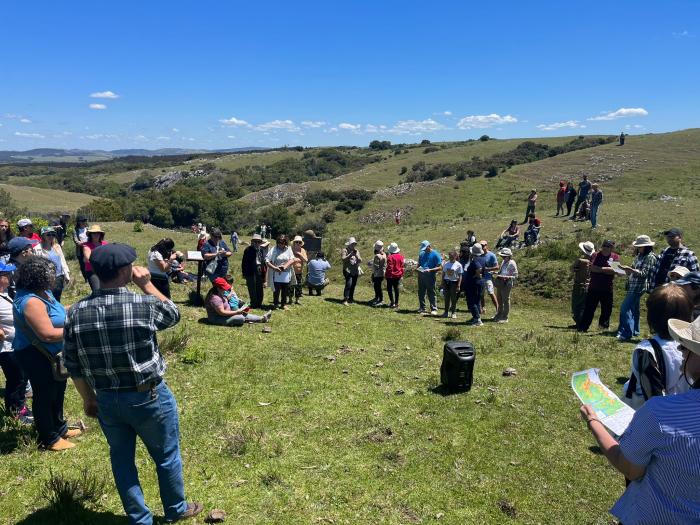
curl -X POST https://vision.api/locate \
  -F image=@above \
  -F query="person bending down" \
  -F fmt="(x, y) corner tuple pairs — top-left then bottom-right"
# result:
(206, 278), (271, 326)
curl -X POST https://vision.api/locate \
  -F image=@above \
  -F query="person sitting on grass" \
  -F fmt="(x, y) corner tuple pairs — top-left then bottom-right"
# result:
(495, 220), (520, 249)
(205, 277), (271, 326)
(580, 314), (700, 525)
(523, 214), (542, 246)
(307, 251), (331, 296)
(170, 252), (196, 283)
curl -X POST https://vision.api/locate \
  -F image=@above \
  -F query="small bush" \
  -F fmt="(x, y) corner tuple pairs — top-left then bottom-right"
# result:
(423, 146), (440, 154)
(479, 135), (490, 141)
(443, 326), (462, 342)
(225, 426), (264, 457)
(41, 468), (107, 510)
(321, 208), (336, 224)
(421, 139), (431, 145)
(133, 221), (143, 232)
(400, 166), (408, 175)
(181, 346), (206, 364)
(159, 326), (190, 355)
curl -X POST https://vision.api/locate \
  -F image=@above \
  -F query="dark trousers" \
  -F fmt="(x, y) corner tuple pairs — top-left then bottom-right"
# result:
(578, 288), (614, 331)
(0, 352), (28, 414)
(343, 271), (358, 302)
(245, 273), (264, 308)
(443, 280), (459, 314)
(15, 345), (67, 447)
(372, 276), (384, 302)
(386, 278), (401, 306)
(565, 199), (574, 216)
(273, 282), (290, 307)
(573, 196), (587, 217)
(290, 272), (303, 301)
(86, 271), (100, 292)
(150, 274), (171, 299)
(466, 284), (483, 320)
(52, 275), (65, 303)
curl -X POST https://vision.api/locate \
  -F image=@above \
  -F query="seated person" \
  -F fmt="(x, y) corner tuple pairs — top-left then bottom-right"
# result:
(307, 251), (331, 295)
(523, 214), (542, 246)
(205, 277), (271, 326)
(575, 198), (591, 221)
(170, 252), (196, 283)
(496, 220), (520, 249)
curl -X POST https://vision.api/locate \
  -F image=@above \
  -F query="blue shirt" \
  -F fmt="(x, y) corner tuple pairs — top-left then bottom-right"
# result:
(591, 190), (603, 206)
(12, 289), (65, 355)
(579, 180), (592, 199)
(477, 252), (498, 280)
(201, 240), (230, 279)
(47, 248), (63, 277)
(418, 250), (442, 270)
(307, 259), (331, 285)
(611, 389), (700, 524)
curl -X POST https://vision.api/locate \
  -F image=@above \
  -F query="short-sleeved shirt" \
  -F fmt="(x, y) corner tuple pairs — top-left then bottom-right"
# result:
(201, 240), (230, 279)
(588, 251), (619, 292)
(84, 241), (107, 272)
(267, 246), (294, 283)
(307, 259), (331, 285)
(147, 250), (168, 277)
(442, 261), (463, 282)
(611, 389), (700, 524)
(462, 258), (483, 288)
(206, 293), (231, 320)
(477, 251), (498, 280)
(578, 180), (591, 199)
(418, 250), (442, 270)
(0, 293), (15, 353)
(47, 248), (64, 277)
(12, 289), (65, 354)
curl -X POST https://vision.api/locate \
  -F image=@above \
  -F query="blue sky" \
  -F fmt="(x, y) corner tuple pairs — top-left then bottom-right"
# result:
(0, 1), (698, 150)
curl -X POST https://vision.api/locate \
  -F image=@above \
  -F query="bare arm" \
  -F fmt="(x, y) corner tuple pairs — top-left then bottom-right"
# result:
(131, 266), (167, 302)
(73, 377), (98, 418)
(24, 297), (64, 342)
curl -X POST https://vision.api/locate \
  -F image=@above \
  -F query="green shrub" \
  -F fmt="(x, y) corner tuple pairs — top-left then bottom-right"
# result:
(133, 221), (143, 232)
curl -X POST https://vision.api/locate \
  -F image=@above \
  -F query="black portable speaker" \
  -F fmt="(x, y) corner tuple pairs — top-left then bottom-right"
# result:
(440, 341), (476, 392)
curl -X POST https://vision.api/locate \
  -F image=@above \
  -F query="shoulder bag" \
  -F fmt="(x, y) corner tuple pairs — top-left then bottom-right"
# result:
(12, 304), (70, 381)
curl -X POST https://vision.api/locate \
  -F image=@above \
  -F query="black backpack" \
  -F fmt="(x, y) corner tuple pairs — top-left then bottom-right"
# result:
(440, 341), (476, 392)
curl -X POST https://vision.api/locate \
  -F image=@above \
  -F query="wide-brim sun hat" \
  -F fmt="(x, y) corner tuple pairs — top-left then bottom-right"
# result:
(375, 240), (384, 247)
(260, 240), (270, 248)
(578, 241), (595, 256)
(498, 248), (513, 257)
(669, 266), (690, 278)
(40, 226), (56, 236)
(87, 224), (105, 234)
(251, 233), (263, 242)
(668, 317), (700, 356)
(470, 244), (484, 256)
(388, 243), (400, 254)
(345, 237), (357, 246)
(632, 235), (655, 248)
(292, 235), (304, 246)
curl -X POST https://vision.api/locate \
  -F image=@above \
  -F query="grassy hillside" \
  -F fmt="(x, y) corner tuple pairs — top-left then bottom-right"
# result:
(0, 183), (95, 213)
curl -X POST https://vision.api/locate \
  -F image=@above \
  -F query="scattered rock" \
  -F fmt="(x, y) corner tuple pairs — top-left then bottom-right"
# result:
(659, 195), (679, 202)
(205, 509), (227, 523)
(151, 169), (209, 190)
(325, 355), (336, 362)
(262, 326), (272, 334)
(502, 368), (518, 377)
(395, 389), (405, 395)
(497, 499), (517, 518)
(342, 369), (349, 374)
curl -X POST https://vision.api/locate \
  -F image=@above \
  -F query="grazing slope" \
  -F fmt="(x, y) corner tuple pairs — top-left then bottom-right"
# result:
(0, 183), (96, 213)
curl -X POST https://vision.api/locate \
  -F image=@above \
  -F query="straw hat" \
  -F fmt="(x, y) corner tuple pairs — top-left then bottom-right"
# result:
(498, 248), (513, 258)
(87, 224), (105, 234)
(668, 316), (700, 356)
(345, 237), (357, 246)
(669, 266), (690, 279)
(632, 235), (655, 248)
(251, 234), (263, 242)
(388, 242), (400, 254)
(470, 244), (484, 256)
(292, 235), (304, 246)
(578, 241), (594, 257)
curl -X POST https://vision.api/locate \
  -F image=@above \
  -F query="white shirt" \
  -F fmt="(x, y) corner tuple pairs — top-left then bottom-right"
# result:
(442, 260), (463, 281)
(267, 246), (294, 283)
(0, 293), (15, 353)
(147, 250), (168, 277)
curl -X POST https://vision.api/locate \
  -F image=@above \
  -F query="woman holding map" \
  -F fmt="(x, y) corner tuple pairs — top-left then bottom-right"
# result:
(579, 315), (700, 524)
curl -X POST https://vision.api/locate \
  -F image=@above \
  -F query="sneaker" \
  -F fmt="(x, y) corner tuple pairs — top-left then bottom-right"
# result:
(374, 302), (384, 307)
(343, 301), (350, 306)
(497, 319), (508, 324)
(451, 313), (457, 319)
(263, 311), (272, 322)
(178, 502), (204, 521)
(430, 310), (439, 316)
(441, 312), (449, 318)
(466, 318), (478, 325)
(16, 406), (33, 425)
(616, 335), (630, 342)
(388, 303), (395, 308)
(417, 309), (425, 314)
(473, 319), (484, 326)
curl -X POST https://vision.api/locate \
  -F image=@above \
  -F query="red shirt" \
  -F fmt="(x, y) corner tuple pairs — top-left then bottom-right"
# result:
(385, 253), (405, 279)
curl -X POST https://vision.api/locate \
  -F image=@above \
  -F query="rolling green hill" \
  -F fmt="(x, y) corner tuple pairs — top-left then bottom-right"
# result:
(0, 183), (96, 213)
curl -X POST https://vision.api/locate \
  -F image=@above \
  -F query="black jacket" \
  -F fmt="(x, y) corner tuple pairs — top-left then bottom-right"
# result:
(242, 246), (263, 278)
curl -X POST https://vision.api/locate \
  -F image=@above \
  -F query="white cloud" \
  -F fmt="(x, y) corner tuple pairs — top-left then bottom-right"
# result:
(325, 127), (339, 133)
(536, 120), (586, 131)
(14, 131), (44, 138)
(255, 119), (300, 132)
(587, 107), (648, 121)
(390, 118), (446, 135)
(89, 103), (107, 110)
(219, 117), (250, 127)
(338, 122), (362, 133)
(227, 135), (236, 139)
(172, 128), (179, 133)
(156, 136), (171, 141)
(457, 114), (518, 129)
(442, 111), (452, 116)
(134, 135), (148, 141)
(301, 120), (326, 128)
(5, 114), (31, 122)
(672, 30), (694, 39)
(90, 90), (120, 99)
(19, 118), (32, 124)
(82, 133), (118, 140)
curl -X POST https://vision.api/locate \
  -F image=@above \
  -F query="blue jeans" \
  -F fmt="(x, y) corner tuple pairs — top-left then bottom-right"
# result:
(466, 283), (483, 321)
(96, 382), (187, 525)
(617, 290), (643, 340)
(590, 203), (600, 228)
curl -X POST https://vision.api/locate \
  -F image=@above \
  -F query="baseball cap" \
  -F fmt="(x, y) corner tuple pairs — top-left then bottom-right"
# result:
(8, 237), (33, 256)
(602, 240), (615, 248)
(17, 218), (33, 228)
(664, 228), (683, 237)
(213, 277), (231, 291)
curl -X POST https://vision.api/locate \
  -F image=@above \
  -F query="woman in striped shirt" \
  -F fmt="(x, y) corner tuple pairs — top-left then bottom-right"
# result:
(580, 316), (700, 524)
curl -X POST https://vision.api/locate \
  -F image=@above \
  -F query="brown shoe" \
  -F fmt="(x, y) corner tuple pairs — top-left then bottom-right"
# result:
(47, 438), (76, 451)
(63, 428), (83, 439)
(178, 502), (204, 521)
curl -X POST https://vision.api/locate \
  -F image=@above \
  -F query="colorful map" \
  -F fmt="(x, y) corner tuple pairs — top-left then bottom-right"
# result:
(572, 369), (635, 437)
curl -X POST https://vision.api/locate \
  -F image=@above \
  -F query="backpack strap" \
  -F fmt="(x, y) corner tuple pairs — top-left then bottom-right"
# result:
(648, 338), (667, 394)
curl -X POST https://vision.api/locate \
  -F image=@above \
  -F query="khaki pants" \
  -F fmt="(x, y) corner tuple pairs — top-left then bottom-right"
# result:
(494, 279), (513, 320)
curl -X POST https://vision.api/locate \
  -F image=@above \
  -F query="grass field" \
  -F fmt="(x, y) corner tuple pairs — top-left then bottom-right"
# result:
(0, 183), (96, 214)
(1, 130), (699, 524)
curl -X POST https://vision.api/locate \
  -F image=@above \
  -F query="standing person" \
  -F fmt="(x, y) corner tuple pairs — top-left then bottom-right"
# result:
(463, 244), (484, 326)
(260, 224), (267, 239)
(12, 257), (74, 451)
(0, 261), (31, 422)
(370, 240), (387, 307)
(16, 218), (41, 245)
(266, 235), (297, 310)
(577, 240), (620, 332)
(289, 236), (308, 305)
(441, 250), (462, 319)
(6, 238), (34, 298)
(477, 240), (499, 317)
(556, 181), (566, 216)
(230, 231), (239, 253)
(616, 235), (658, 341)
(589, 183), (604, 229)
(0, 219), (15, 263)
(494, 248), (518, 323)
(385, 243), (404, 309)
(200, 229), (232, 282)
(82, 224), (108, 292)
(619, 132), (625, 146)
(572, 175), (591, 218)
(464, 230), (477, 248)
(416, 240), (442, 315)
(564, 182), (577, 217)
(63, 244), (203, 524)
(241, 234), (266, 308)
(73, 216), (89, 282)
(33, 227), (71, 302)
(522, 189), (538, 224)
(579, 314), (700, 525)
(205, 278), (271, 326)
(307, 252), (331, 296)
(147, 238), (176, 299)
(58, 214), (70, 245)
(394, 209), (401, 226)
(571, 241), (594, 326)
(341, 237), (362, 306)
(649, 228), (699, 289)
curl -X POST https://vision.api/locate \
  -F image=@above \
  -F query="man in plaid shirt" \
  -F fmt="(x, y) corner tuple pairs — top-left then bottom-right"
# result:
(64, 243), (202, 525)
(649, 228), (699, 289)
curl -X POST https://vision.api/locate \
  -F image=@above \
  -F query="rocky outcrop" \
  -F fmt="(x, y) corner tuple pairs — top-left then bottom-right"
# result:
(152, 169), (209, 190)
